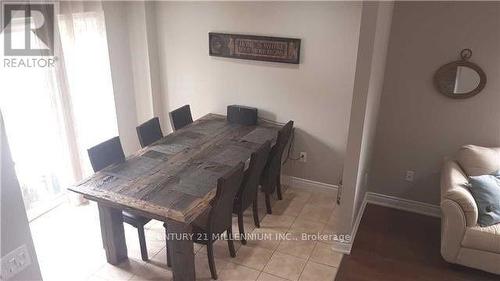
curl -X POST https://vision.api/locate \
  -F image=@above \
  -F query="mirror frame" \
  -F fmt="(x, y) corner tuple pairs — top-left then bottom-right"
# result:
(433, 49), (487, 99)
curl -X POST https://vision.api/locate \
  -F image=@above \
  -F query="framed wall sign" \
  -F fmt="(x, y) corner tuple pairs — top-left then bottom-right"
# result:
(209, 32), (301, 64)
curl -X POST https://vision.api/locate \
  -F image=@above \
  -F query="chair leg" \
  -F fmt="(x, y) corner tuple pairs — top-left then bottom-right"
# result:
(227, 228), (236, 258)
(164, 224), (172, 267)
(276, 174), (283, 200)
(252, 199), (260, 228)
(237, 211), (246, 245)
(137, 225), (148, 261)
(265, 193), (272, 214)
(207, 239), (218, 280)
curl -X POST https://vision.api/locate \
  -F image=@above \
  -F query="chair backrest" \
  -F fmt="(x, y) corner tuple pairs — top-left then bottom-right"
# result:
(236, 141), (271, 209)
(136, 117), (163, 148)
(261, 120), (294, 193)
(208, 163), (245, 234)
(87, 136), (125, 172)
(169, 105), (193, 131)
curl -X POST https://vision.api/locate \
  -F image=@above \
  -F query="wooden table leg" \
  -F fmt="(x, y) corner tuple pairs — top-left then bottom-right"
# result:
(98, 203), (128, 265)
(166, 219), (195, 281)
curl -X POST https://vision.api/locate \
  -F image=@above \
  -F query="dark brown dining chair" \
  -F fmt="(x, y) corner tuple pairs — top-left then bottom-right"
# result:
(136, 117), (163, 148)
(188, 163), (244, 280)
(87, 136), (152, 261)
(233, 141), (271, 245)
(169, 105), (193, 131)
(260, 121), (294, 214)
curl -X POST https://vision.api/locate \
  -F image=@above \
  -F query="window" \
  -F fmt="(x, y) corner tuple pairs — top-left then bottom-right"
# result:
(0, 3), (117, 220)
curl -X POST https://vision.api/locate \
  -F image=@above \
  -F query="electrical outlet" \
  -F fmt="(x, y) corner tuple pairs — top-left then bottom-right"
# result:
(299, 152), (307, 162)
(405, 170), (415, 182)
(1, 245), (31, 280)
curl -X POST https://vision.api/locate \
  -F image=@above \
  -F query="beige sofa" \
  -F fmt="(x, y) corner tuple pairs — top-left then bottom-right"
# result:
(441, 145), (500, 275)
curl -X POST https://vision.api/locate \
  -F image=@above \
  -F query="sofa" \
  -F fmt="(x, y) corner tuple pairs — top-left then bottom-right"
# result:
(441, 145), (500, 275)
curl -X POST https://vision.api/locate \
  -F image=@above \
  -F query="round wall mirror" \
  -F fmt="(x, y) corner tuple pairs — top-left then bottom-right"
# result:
(434, 49), (486, 99)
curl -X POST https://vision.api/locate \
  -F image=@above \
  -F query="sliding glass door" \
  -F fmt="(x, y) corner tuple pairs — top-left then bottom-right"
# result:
(0, 3), (118, 220)
(0, 30), (72, 220)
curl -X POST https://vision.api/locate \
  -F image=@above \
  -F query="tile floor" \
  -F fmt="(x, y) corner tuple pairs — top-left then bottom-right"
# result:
(30, 185), (343, 281)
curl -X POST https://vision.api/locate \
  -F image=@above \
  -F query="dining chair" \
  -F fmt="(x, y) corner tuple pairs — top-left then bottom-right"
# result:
(233, 141), (271, 245)
(185, 163), (244, 280)
(169, 104), (193, 131)
(136, 117), (163, 148)
(87, 136), (153, 261)
(260, 121), (294, 214)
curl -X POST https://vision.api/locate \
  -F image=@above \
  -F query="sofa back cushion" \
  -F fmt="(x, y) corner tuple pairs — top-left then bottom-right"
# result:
(455, 145), (500, 177)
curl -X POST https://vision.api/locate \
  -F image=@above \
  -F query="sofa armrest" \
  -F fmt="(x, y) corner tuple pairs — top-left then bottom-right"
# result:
(441, 161), (478, 227)
(441, 199), (467, 263)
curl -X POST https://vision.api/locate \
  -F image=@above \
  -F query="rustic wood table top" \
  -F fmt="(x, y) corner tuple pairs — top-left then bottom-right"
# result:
(69, 114), (280, 224)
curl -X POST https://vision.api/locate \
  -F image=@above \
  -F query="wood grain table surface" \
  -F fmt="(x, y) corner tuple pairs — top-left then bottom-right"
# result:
(69, 113), (280, 224)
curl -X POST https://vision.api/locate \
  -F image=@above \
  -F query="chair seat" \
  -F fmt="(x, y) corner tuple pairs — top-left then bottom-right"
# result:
(123, 211), (151, 226)
(462, 224), (500, 254)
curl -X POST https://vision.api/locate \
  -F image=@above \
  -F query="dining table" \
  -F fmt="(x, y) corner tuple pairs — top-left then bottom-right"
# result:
(69, 113), (281, 281)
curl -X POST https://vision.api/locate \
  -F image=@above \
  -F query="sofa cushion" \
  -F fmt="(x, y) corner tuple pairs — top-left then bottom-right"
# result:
(456, 145), (500, 177)
(462, 224), (500, 254)
(441, 161), (478, 226)
(468, 174), (500, 227)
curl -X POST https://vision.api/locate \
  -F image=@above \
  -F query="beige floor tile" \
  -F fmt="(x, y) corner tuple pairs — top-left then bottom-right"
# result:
(195, 255), (231, 281)
(297, 203), (335, 224)
(148, 248), (169, 269)
(217, 262), (261, 281)
(124, 224), (166, 260)
(197, 239), (242, 261)
(289, 218), (325, 234)
(94, 259), (144, 280)
(260, 214), (295, 232)
(242, 207), (264, 223)
(232, 215), (257, 240)
(246, 228), (284, 251)
(263, 252), (307, 281)
(308, 192), (337, 206)
(271, 199), (305, 217)
(326, 210), (340, 226)
(320, 223), (343, 245)
(231, 245), (274, 270)
(196, 253), (259, 280)
(129, 263), (173, 281)
(276, 234), (316, 259)
(282, 188), (312, 203)
(310, 242), (343, 267)
(257, 272), (288, 281)
(30, 182), (343, 281)
(299, 261), (337, 281)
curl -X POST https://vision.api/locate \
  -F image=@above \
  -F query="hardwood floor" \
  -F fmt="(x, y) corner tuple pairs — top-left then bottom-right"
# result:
(336, 204), (499, 281)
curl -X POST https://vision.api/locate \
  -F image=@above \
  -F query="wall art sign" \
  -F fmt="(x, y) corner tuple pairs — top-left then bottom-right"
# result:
(209, 32), (301, 64)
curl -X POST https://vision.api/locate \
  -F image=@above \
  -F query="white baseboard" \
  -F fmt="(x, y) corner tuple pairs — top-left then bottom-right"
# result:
(277, 177), (441, 255)
(366, 192), (441, 218)
(281, 175), (338, 193)
(330, 192), (368, 255)
(330, 240), (352, 254)
(329, 192), (441, 255)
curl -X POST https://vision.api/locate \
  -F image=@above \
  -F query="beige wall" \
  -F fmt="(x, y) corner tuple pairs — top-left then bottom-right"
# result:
(370, 1), (500, 205)
(155, 1), (362, 184)
(103, 1), (164, 155)
(339, 2), (394, 233)
(103, 2), (141, 155)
